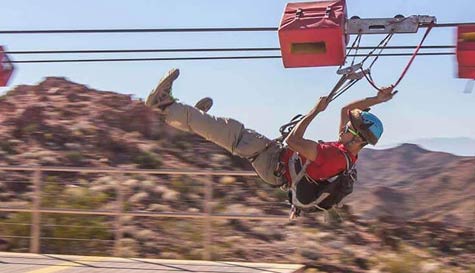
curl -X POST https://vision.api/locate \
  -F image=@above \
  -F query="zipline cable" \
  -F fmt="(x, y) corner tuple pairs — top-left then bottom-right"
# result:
(0, 27), (278, 34)
(6, 52), (455, 64)
(3, 45), (455, 55)
(0, 22), (472, 35)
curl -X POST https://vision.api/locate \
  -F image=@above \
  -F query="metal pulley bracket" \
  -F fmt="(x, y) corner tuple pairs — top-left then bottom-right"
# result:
(347, 15), (437, 35)
(347, 69), (369, 80)
(337, 63), (362, 75)
(336, 63), (368, 80)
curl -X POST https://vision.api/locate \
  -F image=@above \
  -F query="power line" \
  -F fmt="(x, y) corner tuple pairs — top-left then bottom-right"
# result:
(4, 45), (455, 55)
(0, 22), (472, 35)
(7, 52), (455, 64)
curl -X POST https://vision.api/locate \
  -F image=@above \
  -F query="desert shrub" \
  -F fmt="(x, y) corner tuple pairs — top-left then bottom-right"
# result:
(65, 151), (84, 165)
(0, 213), (31, 252)
(380, 252), (422, 273)
(133, 151), (162, 169)
(0, 141), (16, 155)
(22, 123), (39, 135)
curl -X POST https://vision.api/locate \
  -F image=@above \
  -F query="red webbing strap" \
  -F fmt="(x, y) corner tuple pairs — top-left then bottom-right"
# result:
(363, 22), (435, 91)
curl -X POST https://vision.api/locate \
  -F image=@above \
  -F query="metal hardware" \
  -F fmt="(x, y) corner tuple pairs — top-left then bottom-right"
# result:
(337, 63), (362, 75)
(296, 8), (303, 18)
(346, 69), (369, 80)
(347, 15), (437, 35)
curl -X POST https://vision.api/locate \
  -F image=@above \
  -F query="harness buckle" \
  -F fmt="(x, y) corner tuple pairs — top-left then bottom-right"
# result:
(289, 205), (301, 220)
(273, 161), (286, 177)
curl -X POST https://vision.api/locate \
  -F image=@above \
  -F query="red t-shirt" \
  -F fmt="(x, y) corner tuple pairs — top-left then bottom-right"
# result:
(281, 141), (357, 184)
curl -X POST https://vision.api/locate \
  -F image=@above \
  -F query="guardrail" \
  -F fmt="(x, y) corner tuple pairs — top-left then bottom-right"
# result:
(0, 165), (289, 260)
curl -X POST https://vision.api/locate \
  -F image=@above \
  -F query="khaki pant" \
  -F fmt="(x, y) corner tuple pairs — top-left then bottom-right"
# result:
(164, 102), (285, 186)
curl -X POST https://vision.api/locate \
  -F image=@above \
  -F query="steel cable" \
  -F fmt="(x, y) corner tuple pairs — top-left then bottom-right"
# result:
(6, 52), (455, 64)
(2, 45), (457, 55)
(0, 22), (471, 35)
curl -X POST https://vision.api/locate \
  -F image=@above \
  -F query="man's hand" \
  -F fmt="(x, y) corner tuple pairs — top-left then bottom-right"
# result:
(315, 96), (330, 112)
(377, 86), (398, 102)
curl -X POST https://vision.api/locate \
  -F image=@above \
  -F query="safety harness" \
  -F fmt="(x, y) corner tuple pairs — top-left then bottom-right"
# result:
(286, 148), (356, 219)
(275, 116), (357, 219)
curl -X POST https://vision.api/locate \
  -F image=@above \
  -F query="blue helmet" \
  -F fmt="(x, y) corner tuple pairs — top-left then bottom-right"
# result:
(348, 109), (383, 145)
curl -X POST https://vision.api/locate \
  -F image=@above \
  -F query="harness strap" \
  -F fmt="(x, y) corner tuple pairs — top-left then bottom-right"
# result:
(289, 149), (352, 184)
(288, 152), (314, 209)
(342, 150), (353, 171)
(288, 152), (311, 187)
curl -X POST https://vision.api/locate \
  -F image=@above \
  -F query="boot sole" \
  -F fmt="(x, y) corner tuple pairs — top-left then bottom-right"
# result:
(145, 68), (180, 107)
(194, 97), (213, 113)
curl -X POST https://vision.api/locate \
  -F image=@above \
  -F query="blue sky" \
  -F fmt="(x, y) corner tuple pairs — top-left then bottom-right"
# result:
(1, 0), (474, 147)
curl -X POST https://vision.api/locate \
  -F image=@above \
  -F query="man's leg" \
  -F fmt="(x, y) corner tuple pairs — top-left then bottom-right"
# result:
(165, 102), (271, 159)
(165, 102), (284, 186)
(146, 68), (284, 186)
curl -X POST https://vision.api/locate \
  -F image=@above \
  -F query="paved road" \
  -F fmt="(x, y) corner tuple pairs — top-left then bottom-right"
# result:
(0, 252), (304, 273)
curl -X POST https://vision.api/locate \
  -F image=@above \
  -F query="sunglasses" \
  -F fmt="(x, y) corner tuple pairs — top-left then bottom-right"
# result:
(344, 124), (364, 140)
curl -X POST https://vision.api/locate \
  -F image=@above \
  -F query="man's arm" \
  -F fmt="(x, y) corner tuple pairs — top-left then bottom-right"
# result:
(285, 96), (329, 161)
(339, 86), (397, 134)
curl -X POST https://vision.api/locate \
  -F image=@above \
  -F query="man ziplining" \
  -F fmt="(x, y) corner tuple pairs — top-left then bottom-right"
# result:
(145, 68), (396, 216)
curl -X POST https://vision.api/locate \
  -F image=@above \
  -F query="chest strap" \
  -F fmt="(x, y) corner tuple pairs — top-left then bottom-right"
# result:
(289, 150), (352, 184)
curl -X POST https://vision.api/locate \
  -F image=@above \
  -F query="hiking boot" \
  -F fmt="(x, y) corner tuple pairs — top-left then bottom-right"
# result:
(145, 68), (180, 110)
(194, 97), (213, 113)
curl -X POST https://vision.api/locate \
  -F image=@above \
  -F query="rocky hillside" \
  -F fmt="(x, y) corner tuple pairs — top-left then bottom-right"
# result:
(0, 78), (473, 272)
(351, 144), (475, 227)
(0, 77), (244, 169)
(1, 77), (473, 226)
